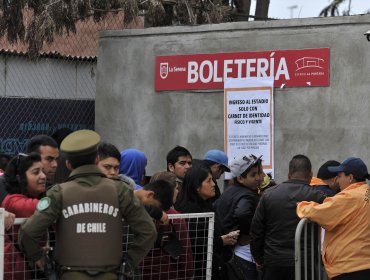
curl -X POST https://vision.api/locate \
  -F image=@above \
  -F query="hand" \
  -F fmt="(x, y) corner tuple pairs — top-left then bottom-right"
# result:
(35, 257), (46, 270)
(160, 211), (169, 225)
(221, 230), (238, 246)
(221, 234), (237, 246)
(4, 211), (15, 231)
(228, 230), (240, 239)
(41, 246), (52, 253)
(255, 261), (263, 271)
(221, 230), (240, 246)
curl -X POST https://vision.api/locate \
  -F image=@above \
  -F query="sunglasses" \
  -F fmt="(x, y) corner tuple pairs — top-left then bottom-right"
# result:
(15, 153), (29, 166)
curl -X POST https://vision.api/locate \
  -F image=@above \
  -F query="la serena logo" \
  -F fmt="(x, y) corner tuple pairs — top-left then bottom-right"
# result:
(155, 48), (329, 90)
(160, 62), (186, 79)
(160, 62), (168, 79)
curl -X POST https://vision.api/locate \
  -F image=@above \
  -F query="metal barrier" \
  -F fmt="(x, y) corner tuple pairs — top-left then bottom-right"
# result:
(139, 212), (214, 280)
(0, 211), (28, 280)
(0, 208), (4, 280)
(0, 209), (214, 280)
(295, 218), (328, 280)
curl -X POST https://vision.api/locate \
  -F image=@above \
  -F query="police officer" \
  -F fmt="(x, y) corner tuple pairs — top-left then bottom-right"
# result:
(19, 130), (157, 280)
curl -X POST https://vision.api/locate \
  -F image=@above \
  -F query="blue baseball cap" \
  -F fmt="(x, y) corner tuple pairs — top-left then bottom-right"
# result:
(328, 157), (369, 179)
(203, 149), (230, 172)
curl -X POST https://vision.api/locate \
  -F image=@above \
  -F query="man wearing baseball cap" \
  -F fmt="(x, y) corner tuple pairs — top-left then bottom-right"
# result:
(214, 154), (262, 280)
(202, 149), (230, 201)
(203, 149), (231, 179)
(297, 157), (370, 280)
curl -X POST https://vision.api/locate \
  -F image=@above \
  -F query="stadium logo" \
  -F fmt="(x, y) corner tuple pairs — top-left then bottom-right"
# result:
(295, 57), (325, 71)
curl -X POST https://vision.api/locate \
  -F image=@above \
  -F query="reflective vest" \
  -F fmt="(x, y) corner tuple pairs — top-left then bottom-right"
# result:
(54, 176), (123, 267)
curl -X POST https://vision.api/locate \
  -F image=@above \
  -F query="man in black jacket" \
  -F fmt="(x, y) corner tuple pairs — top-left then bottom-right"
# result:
(215, 154), (262, 280)
(250, 154), (326, 280)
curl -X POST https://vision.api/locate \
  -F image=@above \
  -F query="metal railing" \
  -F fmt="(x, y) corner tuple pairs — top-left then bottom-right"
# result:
(295, 218), (328, 280)
(0, 209), (215, 280)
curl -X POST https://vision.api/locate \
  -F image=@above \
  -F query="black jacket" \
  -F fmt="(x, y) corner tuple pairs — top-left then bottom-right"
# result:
(175, 199), (226, 280)
(0, 176), (7, 205)
(250, 179), (326, 267)
(214, 183), (260, 236)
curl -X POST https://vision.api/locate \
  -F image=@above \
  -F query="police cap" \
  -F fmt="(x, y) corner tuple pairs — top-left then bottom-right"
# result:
(60, 129), (101, 156)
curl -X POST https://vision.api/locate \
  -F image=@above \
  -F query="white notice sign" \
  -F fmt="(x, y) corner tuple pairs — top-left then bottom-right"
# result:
(224, 78), (274, 177)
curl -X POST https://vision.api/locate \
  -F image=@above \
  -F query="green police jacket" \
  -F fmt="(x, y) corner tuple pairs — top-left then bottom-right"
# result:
(19, 165), (157, 272)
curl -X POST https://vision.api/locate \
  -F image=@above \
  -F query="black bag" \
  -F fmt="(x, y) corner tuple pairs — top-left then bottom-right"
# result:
(225, 253), (246, 280)
(156, 222), (183, 260)
(44, 258), (59, 280)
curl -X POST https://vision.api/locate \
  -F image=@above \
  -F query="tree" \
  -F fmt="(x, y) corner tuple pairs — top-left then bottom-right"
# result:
(0, 0), (273, 58)
(319, 0), (370, 17)
(255, 0), (270, 20)
(319, 0), (349, 17)
(232, 0), (252, 21)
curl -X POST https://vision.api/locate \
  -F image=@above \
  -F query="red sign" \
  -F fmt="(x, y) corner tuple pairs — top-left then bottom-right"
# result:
(155, 48), (330, 91)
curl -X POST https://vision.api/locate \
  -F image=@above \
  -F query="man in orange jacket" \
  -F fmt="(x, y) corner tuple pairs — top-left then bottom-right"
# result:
(297, 157), (370, 280)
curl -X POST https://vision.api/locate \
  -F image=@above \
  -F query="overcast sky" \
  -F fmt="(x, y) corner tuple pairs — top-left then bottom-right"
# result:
(250, 0), (370, 19)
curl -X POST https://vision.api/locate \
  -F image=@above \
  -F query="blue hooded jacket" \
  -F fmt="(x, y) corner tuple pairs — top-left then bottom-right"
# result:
(119, 149), (147, 189)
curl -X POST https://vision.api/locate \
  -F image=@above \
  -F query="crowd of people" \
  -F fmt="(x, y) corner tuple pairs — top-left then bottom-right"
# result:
(0, 129), (369, 280)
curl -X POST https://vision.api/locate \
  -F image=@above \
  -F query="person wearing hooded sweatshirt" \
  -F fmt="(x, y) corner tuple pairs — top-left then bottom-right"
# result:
(120, 148), (147, 190)
(310, 160), (341, 196)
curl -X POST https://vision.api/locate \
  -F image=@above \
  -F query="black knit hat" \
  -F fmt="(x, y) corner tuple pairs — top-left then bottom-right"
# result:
(317, 160), (341, 180)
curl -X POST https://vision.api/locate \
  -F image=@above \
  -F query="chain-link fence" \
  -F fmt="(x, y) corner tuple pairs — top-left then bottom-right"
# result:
(0, 10), (142, 157)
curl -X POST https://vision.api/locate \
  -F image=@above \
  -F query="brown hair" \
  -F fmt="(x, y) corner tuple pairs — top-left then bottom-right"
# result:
(150, 171), (177, 191)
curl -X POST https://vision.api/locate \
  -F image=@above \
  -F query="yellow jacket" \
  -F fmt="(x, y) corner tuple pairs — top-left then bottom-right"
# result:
(296, 182), (370, 278)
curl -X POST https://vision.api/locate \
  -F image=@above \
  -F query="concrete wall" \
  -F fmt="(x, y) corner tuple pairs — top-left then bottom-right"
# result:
(96, 15), (370, 183)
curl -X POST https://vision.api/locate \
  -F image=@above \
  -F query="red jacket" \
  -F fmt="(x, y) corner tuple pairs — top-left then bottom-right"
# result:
(1, 194), (40, 280)
(141, 208), (194, 280)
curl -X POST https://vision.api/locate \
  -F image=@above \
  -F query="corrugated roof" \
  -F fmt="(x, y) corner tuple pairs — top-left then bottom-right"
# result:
(0, 49), (97, 61)
(0, 12), (144, 60)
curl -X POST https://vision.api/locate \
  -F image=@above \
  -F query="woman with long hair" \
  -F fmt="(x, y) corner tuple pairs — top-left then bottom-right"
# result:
(175, 166), (238, 280)
(1, 152), (47, 280)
